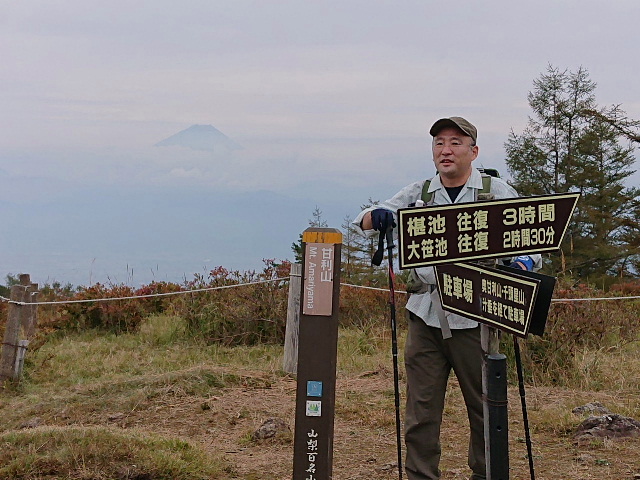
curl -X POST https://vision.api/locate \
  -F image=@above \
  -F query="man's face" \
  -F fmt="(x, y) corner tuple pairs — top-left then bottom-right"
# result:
(432, 126), (479, 187)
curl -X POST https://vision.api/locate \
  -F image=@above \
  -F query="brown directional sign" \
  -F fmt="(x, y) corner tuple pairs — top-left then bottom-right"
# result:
(434, 262), (541, 337)
(293, 227), (342, 480)
(497, 264), (557, 337)
(397, 193), (579, 269)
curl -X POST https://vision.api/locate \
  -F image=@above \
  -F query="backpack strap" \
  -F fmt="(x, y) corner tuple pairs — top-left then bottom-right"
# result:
(421, 179), (433, 204)
(477, 174), (494, 201)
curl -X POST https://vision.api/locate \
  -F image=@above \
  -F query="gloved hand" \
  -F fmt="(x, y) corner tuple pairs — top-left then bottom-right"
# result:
(509, 255), (534, 271)
(370, 208), (396, 232)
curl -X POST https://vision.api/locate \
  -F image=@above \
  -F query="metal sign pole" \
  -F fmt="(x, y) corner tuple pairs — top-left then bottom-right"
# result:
(292, 227), (342, 480)
(513, 336), (536, 480)
(482, 324), (509, 480)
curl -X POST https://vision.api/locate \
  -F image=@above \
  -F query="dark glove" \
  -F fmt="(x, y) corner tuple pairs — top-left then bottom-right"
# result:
(509, 255), (534, 271)
(370, 208), (396, 232)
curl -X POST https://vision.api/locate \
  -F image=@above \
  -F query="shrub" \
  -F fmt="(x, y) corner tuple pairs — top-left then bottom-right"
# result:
(58, 283), (148, 334)
(135, 281), (184, 315)
(339, 281), (408, 329)
(504, 277), (640, 388)
(177, 260), (290, 346)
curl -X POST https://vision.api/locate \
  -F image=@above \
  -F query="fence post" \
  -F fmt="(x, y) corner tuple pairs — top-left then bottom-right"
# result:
(0, 285), (27, 386)
(14, 340), (30, 379)
(283, 263), (302, 374)
(18, 274), (31, 339)
(25, 283), (39, 339)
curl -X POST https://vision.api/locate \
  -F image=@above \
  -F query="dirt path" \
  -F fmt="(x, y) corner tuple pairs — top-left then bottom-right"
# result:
(107, 368), (640, 479)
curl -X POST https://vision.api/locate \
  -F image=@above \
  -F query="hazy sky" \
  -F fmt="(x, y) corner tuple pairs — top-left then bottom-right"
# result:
(1, 1), (639, 285)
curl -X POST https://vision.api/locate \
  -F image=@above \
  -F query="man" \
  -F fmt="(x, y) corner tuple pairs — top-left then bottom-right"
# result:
(353, 117), (540, 480)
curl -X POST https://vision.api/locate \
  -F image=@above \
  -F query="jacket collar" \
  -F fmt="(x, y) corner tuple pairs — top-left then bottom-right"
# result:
(427, 167), (483, 193)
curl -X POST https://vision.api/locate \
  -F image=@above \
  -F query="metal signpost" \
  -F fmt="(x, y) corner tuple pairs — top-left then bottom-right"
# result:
(292, 227), (342, 480)
(397, 192), (578, 480)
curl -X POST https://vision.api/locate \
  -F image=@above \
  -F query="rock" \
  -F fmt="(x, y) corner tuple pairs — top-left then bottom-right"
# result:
(575, 453), (594, 464)
(252, 417), (290, 441)
(572, 401), (611, 416)
(574, 414), (640, 441)
(19, 417), (42, 429)
(375, 462), (398, 473)
(107, 413), (127, 422)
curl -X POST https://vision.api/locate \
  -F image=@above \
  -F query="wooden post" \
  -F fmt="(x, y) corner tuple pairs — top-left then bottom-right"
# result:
(0, 285), (27, 385)
(18, 274), (31, 341)
(283, 263), (302, 374)
(13, 340), (30, 378)
(292, 227), (342, 480)
(24, 283), (39, 339)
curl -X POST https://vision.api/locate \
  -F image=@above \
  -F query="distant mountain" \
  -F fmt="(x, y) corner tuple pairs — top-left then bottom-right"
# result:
(155, 125), (242, 152)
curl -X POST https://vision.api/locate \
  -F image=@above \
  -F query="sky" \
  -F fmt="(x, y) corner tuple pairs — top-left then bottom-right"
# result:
(1, 0), (639, 287)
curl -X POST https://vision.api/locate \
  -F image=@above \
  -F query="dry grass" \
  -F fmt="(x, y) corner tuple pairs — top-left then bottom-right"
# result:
(0, 426), (227, 479)
(1, 314), (639, 479)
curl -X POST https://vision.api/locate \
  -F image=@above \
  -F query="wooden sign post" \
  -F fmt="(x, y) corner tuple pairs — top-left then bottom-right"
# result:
(292, 227), (342, 480)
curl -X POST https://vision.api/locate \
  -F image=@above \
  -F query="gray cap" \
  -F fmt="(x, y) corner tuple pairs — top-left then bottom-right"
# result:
(430, 116), (477, 143)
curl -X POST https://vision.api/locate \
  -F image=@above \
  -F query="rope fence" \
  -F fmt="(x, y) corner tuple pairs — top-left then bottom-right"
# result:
(3, 268), (640, 385)
(0, 277), (290, 306)
(2, 277), (640, 306)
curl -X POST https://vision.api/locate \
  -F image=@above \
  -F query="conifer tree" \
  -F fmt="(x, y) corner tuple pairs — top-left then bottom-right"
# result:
(505, 65), (640, 278)
(291, 206), (328, 263)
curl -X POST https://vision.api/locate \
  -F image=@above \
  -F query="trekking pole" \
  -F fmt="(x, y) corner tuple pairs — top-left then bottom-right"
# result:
(513, 336), (536, 480)
(373, 226), (403, 480)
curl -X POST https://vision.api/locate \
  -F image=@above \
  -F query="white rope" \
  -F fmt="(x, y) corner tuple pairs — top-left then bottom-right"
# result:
(550, 295), (640, 303)
(341, 282), (407, 294)
(0, 277), (289, 306)
(341, 283), (640, 303)
(2, 278), (640, 306)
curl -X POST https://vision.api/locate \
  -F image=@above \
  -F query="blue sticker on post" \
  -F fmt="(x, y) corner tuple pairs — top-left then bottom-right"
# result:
(307, 380), (323, 397)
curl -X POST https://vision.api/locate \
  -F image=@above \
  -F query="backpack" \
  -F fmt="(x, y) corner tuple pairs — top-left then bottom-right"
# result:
(405, 169), (496, 294)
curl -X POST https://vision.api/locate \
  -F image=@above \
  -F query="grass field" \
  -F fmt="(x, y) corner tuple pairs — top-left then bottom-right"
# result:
(1, 313), (640, 479)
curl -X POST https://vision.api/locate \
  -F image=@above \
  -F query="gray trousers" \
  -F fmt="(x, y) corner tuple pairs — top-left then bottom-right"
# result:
(404, 312), (486, 480)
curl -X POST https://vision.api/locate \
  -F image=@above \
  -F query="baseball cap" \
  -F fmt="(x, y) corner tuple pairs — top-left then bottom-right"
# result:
(430, 117), (477, 143)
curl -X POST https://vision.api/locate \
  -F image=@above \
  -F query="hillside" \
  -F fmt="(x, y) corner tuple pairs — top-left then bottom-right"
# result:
(1, 315), (639, 479)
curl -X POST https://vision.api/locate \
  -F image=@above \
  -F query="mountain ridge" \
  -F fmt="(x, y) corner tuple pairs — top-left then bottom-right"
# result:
(155, 124), (242, 152)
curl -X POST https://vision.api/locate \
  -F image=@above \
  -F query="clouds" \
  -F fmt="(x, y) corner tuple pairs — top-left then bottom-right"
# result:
(1, 0), (640, 284)
(3, 1), (639, 148)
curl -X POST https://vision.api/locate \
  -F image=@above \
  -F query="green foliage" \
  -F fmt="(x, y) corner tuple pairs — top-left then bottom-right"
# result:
(505, 65), (640, 279)
(340, 199), (389, 286)
(291, 205), (329, 262)
(0, 273), (18, 297)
